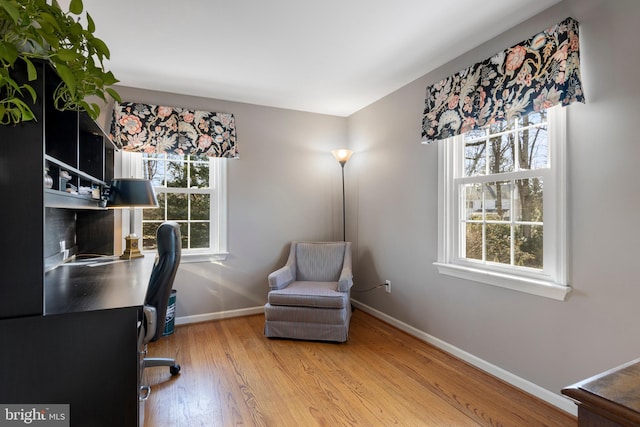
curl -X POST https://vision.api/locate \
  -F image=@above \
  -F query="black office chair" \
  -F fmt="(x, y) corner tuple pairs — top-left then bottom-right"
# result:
(140, 221), (182, 377)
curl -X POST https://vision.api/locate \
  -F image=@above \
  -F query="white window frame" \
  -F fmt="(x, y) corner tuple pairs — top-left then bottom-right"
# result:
(118, 151), (228, 263)
(433, 105), (570, 301)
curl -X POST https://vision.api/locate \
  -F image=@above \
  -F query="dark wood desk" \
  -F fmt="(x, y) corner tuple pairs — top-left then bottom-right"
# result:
(562, 358), (640, 427)
(0, 255), (154, 427)
(45, 255), (154, 314)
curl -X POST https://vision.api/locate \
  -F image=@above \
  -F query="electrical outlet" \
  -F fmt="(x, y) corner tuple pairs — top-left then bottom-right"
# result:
(385, 280), (391, 293)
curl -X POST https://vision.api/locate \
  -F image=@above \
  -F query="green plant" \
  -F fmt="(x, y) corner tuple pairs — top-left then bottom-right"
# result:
(0, 0), (120, 125)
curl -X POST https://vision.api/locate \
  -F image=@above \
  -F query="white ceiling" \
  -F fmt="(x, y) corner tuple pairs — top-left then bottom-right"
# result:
(74, 0), (561, 116)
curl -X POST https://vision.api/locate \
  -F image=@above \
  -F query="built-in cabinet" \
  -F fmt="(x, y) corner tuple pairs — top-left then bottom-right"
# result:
(0, 60), (143, 426)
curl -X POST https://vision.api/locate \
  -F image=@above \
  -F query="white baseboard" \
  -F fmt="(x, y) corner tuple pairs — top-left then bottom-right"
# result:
(350, 299), (577, 416)
(175, 306), (264, 326)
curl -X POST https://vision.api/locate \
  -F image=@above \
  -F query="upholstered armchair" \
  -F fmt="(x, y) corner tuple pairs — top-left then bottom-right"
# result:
(264, 241), (353, 342)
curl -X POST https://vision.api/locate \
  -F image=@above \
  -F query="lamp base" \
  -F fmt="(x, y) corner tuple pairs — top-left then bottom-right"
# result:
(120, 234), (143, 260)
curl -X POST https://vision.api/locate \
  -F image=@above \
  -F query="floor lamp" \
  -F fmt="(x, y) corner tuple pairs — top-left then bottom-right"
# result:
(331, 149), (353, 242)
(107, 178), (159, 259)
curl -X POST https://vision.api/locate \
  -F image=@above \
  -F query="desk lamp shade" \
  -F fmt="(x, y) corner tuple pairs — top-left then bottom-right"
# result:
(107, 179), (159, 259)
(107, 178), (158, 208)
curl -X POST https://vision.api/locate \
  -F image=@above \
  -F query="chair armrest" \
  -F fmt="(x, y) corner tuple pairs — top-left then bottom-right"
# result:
(268, 266), (294, 290)
(142, 305), (157, 344)
(338, 267), (353, 292)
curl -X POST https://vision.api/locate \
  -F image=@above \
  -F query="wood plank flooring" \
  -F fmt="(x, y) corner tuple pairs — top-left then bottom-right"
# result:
(142, 309), (577, 426)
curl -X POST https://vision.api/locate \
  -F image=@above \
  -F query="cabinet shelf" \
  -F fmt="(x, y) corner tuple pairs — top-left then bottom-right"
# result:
(45, 189), (107, 209)
(45, 154), (108, 187)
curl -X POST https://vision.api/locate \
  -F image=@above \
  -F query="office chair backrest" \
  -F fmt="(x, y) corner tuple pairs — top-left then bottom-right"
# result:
(145, 221), (182, 342)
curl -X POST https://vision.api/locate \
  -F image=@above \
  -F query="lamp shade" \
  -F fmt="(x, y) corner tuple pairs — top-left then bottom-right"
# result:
(107, 178), (159, 208)
(331, 149), (353, 165)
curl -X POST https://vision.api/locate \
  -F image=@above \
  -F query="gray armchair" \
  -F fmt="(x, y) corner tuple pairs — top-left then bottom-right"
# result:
(264, 241), (353, 342)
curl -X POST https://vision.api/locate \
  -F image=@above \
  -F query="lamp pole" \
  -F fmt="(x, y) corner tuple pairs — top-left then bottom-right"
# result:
(331, 149), (353, 242)
(340, 161), (346, 241)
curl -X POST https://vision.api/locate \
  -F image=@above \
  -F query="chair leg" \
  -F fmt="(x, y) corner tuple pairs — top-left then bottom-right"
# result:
(143, 357), (181, 376)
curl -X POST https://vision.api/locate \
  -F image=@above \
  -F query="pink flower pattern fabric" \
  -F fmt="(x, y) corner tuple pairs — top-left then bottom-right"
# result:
(421, 17), (584, 143)
(111, 102), (238, 158)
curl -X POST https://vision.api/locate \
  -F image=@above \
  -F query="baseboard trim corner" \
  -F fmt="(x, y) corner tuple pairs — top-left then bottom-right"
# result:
(350, 299), (577, 416)
(175, 306), (264, 326)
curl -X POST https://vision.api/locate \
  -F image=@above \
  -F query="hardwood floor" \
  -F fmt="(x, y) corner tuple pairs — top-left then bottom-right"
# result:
(143, 309), (577, 426)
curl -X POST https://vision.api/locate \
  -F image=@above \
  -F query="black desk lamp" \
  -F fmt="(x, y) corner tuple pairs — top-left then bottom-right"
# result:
(107, 178), (159, 259)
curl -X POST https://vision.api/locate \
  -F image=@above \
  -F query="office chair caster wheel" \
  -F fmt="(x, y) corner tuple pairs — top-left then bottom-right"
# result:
(170, 364), (181, 376)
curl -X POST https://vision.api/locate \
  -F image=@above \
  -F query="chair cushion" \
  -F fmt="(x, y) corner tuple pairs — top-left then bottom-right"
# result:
(296, 242), (345, 281)
(268, 281), (347, 309)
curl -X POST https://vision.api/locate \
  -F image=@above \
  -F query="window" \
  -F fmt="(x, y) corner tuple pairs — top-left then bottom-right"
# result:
(121, 152), (228, 262)
(435, 105), (569, 300)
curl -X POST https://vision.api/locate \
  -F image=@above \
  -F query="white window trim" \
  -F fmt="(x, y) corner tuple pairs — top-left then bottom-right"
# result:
(118, 152), (228, 263)
(434, 105), (570, 301)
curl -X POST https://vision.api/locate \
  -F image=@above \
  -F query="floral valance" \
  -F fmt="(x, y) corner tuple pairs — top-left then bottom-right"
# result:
(421, 17), (585, 144)
(110, 102), (238, 158)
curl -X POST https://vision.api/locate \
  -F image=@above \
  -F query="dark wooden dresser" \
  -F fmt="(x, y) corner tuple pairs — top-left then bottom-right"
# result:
(562, 358), (640, 427)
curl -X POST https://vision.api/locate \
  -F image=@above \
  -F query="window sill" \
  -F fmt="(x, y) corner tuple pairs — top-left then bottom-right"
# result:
(143, 251), (228, 263)
(433, 262), (571, 301)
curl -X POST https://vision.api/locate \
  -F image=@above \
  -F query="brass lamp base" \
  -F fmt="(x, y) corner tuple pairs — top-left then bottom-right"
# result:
(120, 234), (144, 259)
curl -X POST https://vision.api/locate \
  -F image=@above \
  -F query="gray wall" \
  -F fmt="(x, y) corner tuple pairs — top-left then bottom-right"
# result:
(347, 0), (640, 399)
(109, 87), (348, 319)
(108, 0), (640, 405)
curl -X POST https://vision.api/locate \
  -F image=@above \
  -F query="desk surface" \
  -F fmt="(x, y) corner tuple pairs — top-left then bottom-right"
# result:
(562, 358), (640, 426)
(44, 255), (155, 315)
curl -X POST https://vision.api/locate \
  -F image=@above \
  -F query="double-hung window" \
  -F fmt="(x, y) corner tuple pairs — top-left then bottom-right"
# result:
(435, 105), (569, 300)
(122, 151), (228, 262)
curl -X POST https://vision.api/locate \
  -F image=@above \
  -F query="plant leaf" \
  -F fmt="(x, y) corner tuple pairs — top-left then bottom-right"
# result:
(39, 12), (62, 32)
(106, 88), (122, 103)
(0, 41), (19, 65)
(102, 70), (119, 86)
(22, 57), (37, 81)
(0, 0), (20, 24)
(12, 98), (36, 122)
(69, 0), (83, 15)
(55, 63), (76, 96)
(91, 37), (110, 59)
(56, 48), (79, 62)
(21, 84), (37, 102)
(86, 12), (95, 33)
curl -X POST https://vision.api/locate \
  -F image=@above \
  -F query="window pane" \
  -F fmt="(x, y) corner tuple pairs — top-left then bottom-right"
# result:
(464, 223), (483, 260)
(142, 154), (165, 187)
(521, 109), (547, 126)
(142, 222), (159, 250)
(519, 125), (548, 170)
(190, 161), (210, 188)
(190, 223), (210, 249)
(515, 224), (543, 268)
(485, 181), (511, 221)
(143, 193), (165, 221)
(465, 129), (487, 140)
(463, 183), (483, 220)
(166, 160), (188, 188)
(190, 194), (210, 220)
(514, 178), (543, 222)
(489, 116), (516, 134)
(167, 193), (187, 220)
(464, 140), (486, 176)
(177, 222), (188, 248)
(489, 134), (514, 173)
(485, 223), (511, 264)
